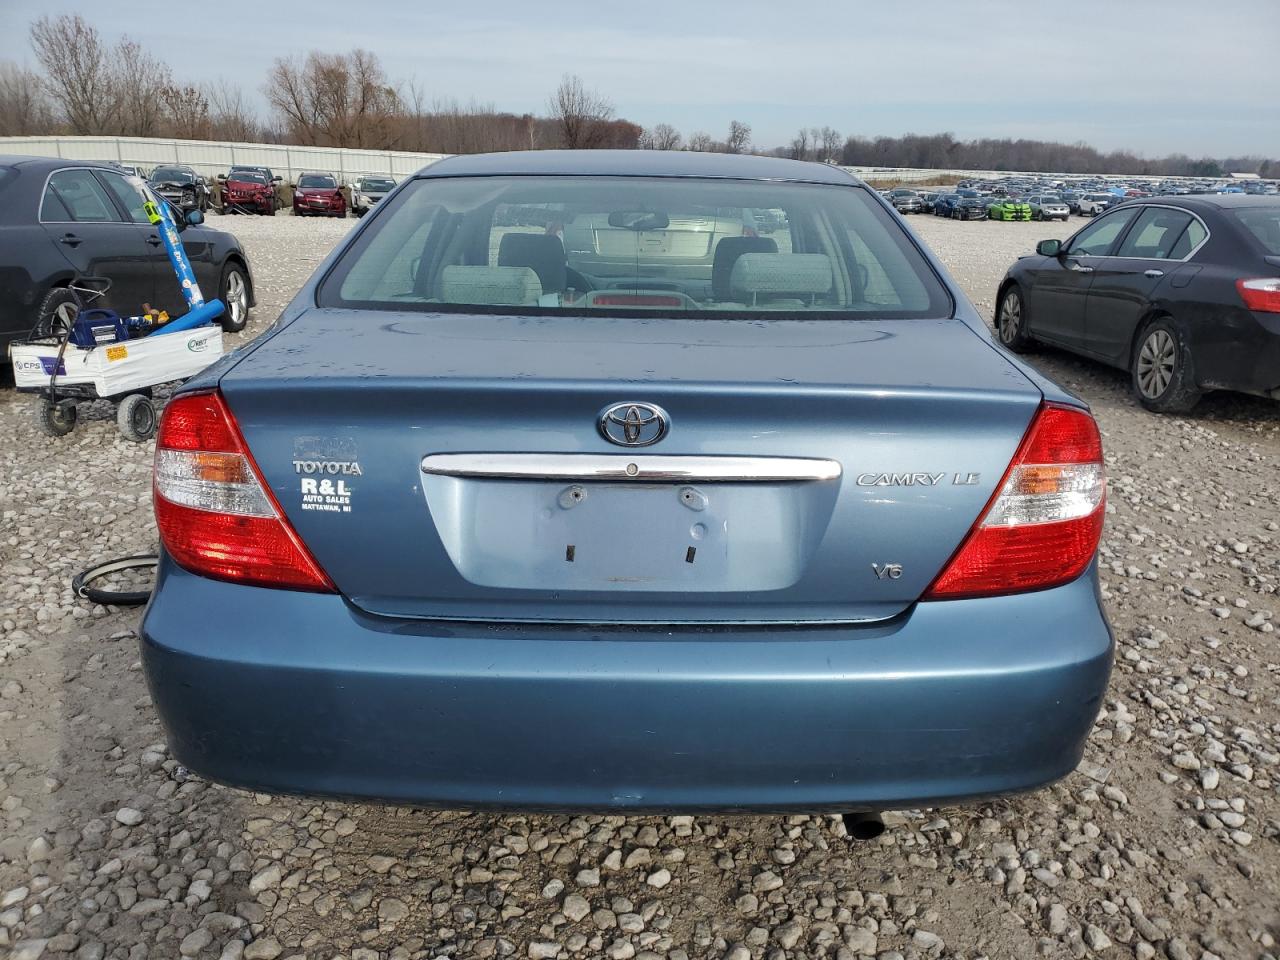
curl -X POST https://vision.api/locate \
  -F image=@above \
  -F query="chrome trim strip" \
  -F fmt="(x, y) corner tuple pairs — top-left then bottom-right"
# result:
(421, 453), (842, 483)
(1066, 202), (1211, 263)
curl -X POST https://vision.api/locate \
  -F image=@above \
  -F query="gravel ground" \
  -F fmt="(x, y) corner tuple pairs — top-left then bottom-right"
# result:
(1, 211), (1278, 960)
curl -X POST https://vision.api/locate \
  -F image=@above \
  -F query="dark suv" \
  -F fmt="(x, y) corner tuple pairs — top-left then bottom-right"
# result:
(148, 164), (210, 213)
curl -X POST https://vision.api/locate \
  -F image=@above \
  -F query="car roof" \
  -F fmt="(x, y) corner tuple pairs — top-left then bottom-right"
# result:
(1123, 194), (1280, 212)
(0, 154), (115, 172)
(417, 150), (860, 185)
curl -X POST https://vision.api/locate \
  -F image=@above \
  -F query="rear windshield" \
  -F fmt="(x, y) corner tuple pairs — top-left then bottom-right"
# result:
(1233, 208), (1280, 255)
(319, 176), (952, 319)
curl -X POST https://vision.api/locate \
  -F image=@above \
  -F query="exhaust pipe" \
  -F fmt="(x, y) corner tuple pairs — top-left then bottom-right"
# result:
(841, 812), (886, 841)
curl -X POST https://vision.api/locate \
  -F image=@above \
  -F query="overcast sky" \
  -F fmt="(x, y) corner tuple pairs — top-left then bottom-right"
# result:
(2, 0), (1277, 157)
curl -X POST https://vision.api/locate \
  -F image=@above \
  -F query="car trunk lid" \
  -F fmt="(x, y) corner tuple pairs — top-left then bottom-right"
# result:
(218, 309), (1043, 623)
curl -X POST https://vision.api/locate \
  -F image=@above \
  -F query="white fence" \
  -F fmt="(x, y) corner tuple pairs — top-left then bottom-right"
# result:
(0, 135), (447, 183)
(1, 136), (1240, 187)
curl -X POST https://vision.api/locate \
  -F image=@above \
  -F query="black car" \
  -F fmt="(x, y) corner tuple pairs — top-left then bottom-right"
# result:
(0, 155), (256, 366)
(952, 196), (988, 220)
(995, 195), (1280, 412)
(148, 164), (210, 213)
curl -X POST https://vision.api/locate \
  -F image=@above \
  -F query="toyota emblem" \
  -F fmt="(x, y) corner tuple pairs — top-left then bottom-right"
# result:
(598, 402), (669, 447)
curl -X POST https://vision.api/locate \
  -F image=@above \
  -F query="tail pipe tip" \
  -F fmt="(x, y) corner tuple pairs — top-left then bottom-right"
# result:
(841, 811), (886, 841)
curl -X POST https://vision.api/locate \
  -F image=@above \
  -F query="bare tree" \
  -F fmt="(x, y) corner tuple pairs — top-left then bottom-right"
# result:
(788, 128), (810, 161)
(206, 80), (261, 142)
(116, 39), (172, 137)
(0, 62), (54, 135)
(649, 122), (681, 151)
(725, 120), (751, 154)
(266, 49), (401, 148)
(28, 14), (121, 134)
(686, 131), (713, 152)
(546, 74), (614, 149)
(816, 126), (841, 164)
(163, 85), (210, 140)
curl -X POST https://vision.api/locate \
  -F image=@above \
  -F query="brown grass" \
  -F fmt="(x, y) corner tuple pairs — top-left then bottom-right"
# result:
(862, 174), (967, 189)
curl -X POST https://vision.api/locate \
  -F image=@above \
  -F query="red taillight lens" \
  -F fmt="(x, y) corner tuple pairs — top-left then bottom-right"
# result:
(589, 294), (684, 307)
(924, 403), (1106, 600)
(1236, 278), (1280, 313)
(153, 391), (334, 592)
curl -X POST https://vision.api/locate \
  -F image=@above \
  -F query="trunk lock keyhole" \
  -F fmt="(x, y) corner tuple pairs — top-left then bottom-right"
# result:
(678, 486), (707, 511)
(558, 485), (588, 509)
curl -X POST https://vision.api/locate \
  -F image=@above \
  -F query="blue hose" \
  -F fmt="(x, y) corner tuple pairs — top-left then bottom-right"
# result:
(154, 298), (224, 334)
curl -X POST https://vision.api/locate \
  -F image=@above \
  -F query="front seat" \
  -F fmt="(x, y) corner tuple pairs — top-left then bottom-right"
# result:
(498, 234), (567, 294)
(712, 237), (778, 300)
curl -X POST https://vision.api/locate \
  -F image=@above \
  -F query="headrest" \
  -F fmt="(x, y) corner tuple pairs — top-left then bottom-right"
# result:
(498, 233), (567, 293)
(729, 253), (833, 298)
(712, 236), (778, 298)
(441, 266), (542, 305)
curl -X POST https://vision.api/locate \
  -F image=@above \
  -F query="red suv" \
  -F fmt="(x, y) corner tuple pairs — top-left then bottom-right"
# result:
(222, 171), (276, 215)
(292, 173), (346, 218)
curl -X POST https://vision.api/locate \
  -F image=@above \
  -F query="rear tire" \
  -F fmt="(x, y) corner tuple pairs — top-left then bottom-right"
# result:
(219, 263), (250, 333)
(1132, 318), (1201, 413)
(996, 285), (1035, 353)
(116, 393), (156, 442)
(35, 399), (77, 437)
(34, 287), (80, 339)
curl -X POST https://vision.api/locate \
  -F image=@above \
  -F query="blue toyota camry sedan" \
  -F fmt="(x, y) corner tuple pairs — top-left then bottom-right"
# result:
(141, 151), (1112, 815)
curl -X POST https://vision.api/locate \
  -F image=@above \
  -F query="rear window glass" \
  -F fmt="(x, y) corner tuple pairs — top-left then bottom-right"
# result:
(1233, 208), (1280, 255)
(319, 176), (951, 319)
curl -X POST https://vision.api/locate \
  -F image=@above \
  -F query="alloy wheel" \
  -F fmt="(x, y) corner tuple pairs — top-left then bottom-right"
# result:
(226, 271), (247, 325)
(998, 292), (1021, 344)
(53, 301), (78, 334)
(1136, 329), (1176, 398)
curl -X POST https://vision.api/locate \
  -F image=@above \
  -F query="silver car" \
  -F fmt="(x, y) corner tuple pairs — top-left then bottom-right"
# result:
(352, 175), (397, 218)
(1027, 195), (1071, 221)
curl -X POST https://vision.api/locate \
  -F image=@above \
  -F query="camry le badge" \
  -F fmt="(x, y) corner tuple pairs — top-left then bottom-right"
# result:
(599, 402), (669, 447)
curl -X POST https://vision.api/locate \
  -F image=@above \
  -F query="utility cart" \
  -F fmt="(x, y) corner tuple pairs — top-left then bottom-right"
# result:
(11, 278), (224, 440)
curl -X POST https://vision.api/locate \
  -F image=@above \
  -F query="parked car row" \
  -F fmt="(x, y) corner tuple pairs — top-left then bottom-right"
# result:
(888, 172), (1279, 227)
(117, 161), (400, 219)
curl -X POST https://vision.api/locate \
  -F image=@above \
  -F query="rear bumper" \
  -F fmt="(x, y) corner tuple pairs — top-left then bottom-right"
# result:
(140, 561), (1113, 812)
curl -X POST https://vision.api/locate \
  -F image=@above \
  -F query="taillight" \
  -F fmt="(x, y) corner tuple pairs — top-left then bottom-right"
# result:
(924, 403), (1105, 600)
(1236, 278), (1280, 313)
(153, 391), (334, 592)
(589, 294), (684, 307)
